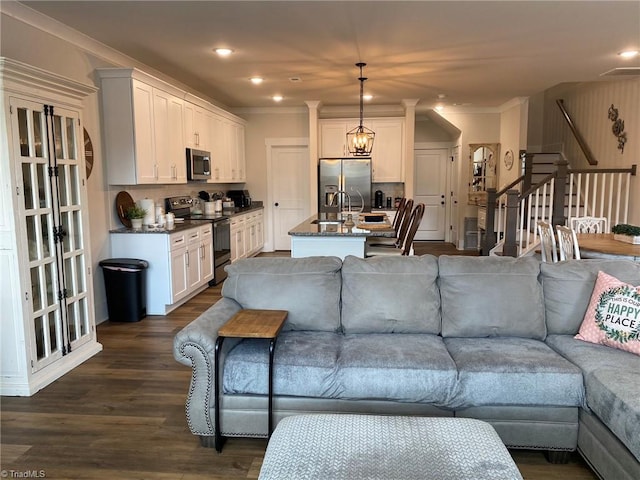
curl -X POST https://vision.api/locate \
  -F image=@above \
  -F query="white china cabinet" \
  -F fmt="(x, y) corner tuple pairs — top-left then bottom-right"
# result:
(0, 58), (102, 396)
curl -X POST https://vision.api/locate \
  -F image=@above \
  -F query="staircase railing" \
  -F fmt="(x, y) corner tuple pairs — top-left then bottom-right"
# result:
(482, 159), (636, 256)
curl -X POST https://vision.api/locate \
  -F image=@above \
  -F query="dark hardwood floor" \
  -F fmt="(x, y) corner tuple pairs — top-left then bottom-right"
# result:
(1, 245), (597, 479)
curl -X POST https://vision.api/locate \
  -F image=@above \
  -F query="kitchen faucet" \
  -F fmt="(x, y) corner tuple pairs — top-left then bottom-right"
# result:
(331, 190), (352, 213)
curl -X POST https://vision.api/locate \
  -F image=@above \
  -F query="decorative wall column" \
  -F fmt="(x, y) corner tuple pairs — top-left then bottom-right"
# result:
(305, 100), (321, 214)
(402, 99), (419, 199)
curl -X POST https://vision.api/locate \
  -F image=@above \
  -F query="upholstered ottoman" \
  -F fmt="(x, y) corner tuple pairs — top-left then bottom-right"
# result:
(259, 414), (523, 480)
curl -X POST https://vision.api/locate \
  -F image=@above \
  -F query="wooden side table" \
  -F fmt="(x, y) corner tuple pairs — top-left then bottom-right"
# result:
(214, 309), (288, 452)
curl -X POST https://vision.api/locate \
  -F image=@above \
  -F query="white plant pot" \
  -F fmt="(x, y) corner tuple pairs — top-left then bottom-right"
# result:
(613, 233), (640, 245)
(131, 218), (143, 229)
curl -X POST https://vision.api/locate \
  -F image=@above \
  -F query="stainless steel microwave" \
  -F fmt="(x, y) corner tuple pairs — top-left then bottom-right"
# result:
(186, 148), (211, 181)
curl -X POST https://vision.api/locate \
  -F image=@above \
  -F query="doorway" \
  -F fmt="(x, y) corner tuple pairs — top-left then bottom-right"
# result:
(267, 141), (310, 251)
(414, 148), (448, 240)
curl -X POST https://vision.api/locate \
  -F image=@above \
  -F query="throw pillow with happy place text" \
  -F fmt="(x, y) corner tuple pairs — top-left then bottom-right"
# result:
(575, 271), (640, 356)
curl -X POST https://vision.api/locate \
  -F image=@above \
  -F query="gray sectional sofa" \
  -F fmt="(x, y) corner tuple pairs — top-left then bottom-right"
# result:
(173, 255), (640, 480)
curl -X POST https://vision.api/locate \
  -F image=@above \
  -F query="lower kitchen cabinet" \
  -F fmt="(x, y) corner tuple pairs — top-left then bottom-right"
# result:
(230, 209), (264, 262)
(111, 224), (213, 315)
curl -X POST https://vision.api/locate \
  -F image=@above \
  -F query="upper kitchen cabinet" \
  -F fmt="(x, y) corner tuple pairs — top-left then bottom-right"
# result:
(97, 68), (186, 185)
(319, 119), (365, 158)
(184, 101), (212, 151)
(319, 118), (404, 182)
(369, 118), (404, 182)
(207, 113), (246, 184)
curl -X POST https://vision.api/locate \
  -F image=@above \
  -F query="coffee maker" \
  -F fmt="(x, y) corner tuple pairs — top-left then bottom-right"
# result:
(374, 190), (384, 209)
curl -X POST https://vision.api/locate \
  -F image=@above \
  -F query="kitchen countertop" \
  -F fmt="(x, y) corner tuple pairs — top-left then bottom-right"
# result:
(110, 204), (264, 234)
(289, 213), (396, 237)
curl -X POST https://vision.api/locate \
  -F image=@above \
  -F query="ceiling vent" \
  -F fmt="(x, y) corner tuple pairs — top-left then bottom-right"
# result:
(600, 67), (640, 77)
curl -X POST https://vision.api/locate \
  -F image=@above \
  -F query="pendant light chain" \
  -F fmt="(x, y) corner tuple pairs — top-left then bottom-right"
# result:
(346, 62), (375, 156)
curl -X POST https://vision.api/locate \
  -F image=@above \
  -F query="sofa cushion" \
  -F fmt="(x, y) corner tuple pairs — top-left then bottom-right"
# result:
(585, 368), (640, 462)
(541, 259), (640, 335)
(575, 271), (640, 355)
(438, 256), (545, 339)
(341, 255), (441, 334)
(444, 337), (585, 409)
(545, 334), (640, 376)
(223, 257), (343, 332)
(223, 331), (342, 398)
(335, 334), (458, 406)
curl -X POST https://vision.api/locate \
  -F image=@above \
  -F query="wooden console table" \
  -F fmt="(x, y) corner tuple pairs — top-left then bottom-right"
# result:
(214, 309), (288, 452)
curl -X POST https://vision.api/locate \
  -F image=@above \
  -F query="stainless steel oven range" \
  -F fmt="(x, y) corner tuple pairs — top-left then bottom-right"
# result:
(166, 196), (231, 285)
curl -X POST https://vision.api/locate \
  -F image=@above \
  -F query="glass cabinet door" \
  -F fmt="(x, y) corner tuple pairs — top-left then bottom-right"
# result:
(11, 98), (93, 372)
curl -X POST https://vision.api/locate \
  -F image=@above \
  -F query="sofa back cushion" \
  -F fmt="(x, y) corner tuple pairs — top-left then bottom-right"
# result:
(341, 255), (441, 334)
(438, 256), (546, 339)
(223, 256), (343, 332)
(541, 259), (640, 335)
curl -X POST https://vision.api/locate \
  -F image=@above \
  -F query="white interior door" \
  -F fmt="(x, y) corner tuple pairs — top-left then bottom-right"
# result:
(414, 149), (448, 240)
(269, 144), (310, 250)
(449, 146), (460, 244)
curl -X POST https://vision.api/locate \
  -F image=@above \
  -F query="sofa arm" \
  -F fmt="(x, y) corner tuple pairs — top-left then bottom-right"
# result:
(173, 297), (243, 438)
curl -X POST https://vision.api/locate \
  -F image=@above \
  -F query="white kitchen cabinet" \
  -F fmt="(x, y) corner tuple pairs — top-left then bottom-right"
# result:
(169, 232), (189, 302)
(319, 118), (404, 182)
(111, 224), (213, 315)
(97, 68), (187, 185)
(228, 121), (246, 182)
(319, 119), (365, 158)
(208, 114), (226, 182)
(200, 224), (214, 284)
(209, 118), (246, 183)
(186, 228), (202, 291)
(231, 215), (246, 262)
(230, 209), (265, 262)
(1, 59), (102, 396)
(369, 119), (404, 182)
(154, 89), (186, 183)
(184, 102), (212, 151)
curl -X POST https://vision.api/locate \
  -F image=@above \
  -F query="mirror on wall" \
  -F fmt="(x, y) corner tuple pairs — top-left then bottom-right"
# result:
(468, 143), (499, 205)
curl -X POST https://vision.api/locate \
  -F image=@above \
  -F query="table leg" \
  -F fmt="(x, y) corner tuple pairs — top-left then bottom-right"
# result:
(214, 335), (226, 452)
(268, 337), (278, 438)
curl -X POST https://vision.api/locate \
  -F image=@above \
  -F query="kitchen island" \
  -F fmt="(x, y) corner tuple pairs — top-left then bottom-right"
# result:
(288, 213), (395, 259)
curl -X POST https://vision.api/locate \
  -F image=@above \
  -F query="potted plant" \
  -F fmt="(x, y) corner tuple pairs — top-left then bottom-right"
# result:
(126, 205), (147, 229)
(612, 224), (640, 244)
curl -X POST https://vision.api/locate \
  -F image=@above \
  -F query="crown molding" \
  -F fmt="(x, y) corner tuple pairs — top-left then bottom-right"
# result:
(231, 106), (308, 115)
(0, 57), (97, 102)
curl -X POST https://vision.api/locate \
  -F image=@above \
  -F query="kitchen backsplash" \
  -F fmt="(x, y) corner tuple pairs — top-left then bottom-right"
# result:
(372, 182), (404, 206)
(108, 183), (243, 228)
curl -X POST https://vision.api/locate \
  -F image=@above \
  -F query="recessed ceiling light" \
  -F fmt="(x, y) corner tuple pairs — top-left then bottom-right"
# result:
(272, 95), (284, 102)
(214, 48), (234, 57)
(619, 50), (639, 59)
(363, 94), (373, 101)
(250, 77), (264, 85)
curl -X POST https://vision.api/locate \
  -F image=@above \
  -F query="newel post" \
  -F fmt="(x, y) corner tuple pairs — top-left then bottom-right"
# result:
(552, 159), (569, 227)
(503, 190), (520, 257)
(522, 152), (534, 193)
(482, 189), (497, 255)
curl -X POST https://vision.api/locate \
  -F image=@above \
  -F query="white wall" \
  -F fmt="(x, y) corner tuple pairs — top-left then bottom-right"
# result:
(498, 98), (528, 190)
(437, 110), (501, 246)
(538, 78), (639, 225)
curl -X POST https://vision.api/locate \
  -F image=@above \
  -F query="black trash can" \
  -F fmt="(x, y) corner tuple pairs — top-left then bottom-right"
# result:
(99, 258), (149, 322)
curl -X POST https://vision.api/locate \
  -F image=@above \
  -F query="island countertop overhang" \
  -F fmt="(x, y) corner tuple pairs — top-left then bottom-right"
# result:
(288, 214), (396, 237)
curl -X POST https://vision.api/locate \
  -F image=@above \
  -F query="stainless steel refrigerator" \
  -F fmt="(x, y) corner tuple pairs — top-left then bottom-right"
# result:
(318, 158), (371, 213)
